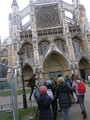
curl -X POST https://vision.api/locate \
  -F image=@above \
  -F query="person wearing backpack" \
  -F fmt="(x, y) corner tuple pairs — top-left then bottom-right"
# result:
(72, 74), (87, 119)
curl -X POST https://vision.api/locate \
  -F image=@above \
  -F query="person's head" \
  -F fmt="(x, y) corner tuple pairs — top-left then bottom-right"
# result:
(73, 74), (81, 81)
(57, 74), (62, 78)
(57, 77), (65, 84)
(47, 82), (52, 89)
(33, 73), (36, 78)
(40, 86), (47, 95)
(43, 81), (47, 86)
(66, 75), (69, 79)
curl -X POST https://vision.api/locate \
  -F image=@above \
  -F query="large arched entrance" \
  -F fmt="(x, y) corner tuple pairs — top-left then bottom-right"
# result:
(79, 58), (90, 81)
(23, 65), (33, 83)
(43, 52), (70, 80)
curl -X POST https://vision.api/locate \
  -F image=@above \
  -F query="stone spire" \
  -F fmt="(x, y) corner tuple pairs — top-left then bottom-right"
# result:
(11, 0), (19, 8)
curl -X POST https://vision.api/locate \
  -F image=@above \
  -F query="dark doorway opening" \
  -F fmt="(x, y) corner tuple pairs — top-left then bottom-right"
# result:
(80, 69), (86, 82)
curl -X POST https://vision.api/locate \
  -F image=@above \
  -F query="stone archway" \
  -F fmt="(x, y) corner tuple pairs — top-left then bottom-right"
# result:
(79, 58), (89, 68)
(23, 65), (33, 80)
(79, 58), (90, 80)
(43, 52), (69, 80)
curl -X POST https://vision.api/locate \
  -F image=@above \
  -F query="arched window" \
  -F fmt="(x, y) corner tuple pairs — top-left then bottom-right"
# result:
(39, 43), (43, 55)
(39, 41), (49, 55)
(43, 43), (47, 52)
(61, 42), (65, 52)
(74, 41), (79, 53)
(1, 49), (8, 56)
(22, 44), (33, 58)
(26, 47), (30, 58)
(1, 59), (8, 78)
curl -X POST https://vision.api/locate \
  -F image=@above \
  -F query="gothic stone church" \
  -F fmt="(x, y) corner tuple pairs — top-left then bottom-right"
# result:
(0, 0), (90, 82)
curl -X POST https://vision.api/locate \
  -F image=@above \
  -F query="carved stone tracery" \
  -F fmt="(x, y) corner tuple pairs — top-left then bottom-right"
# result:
(35, 6), (60, 28)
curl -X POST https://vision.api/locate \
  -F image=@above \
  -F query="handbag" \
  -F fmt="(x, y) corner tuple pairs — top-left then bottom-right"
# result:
(27, 81), (30, 87)
(66, 86), (76, 104)
(69, 92), (76, 104)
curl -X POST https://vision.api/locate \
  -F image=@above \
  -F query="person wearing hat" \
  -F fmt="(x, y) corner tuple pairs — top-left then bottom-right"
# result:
(34, 85), (53, 120)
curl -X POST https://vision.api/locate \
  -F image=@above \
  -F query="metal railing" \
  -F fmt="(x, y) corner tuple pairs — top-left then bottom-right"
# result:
(0, 63), (19, 120)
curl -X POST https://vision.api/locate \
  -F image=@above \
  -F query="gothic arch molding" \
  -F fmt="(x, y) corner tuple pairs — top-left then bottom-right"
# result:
(72, 33), (83, 40)
(77, 55), (90, 67)
(42, 51), (70, 73)
(38, 38), (51, 44)
(53, 36), (66, 42)
(23, 63), (33, 80)
(21, 41), (32, 48)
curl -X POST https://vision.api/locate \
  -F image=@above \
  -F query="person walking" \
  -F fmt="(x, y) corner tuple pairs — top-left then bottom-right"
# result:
(71, 74), (79, 104)
(65, 75), (72, 87)
(26, 73), (36, 100)
(57, 74), (63, 112)
(56, 77), (73, 120)
(34, 85), (53, 120)
(72, 74), (87, 119)
(51, 80), (58, 120)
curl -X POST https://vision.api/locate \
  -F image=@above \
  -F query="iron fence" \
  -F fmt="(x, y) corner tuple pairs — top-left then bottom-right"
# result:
(0, 63), (19, 120)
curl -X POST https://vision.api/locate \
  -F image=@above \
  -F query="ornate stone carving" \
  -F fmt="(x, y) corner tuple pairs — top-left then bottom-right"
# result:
(35, 6), (60, 28)
(51, 44), (55, 51)
(86, 34), (90, 42)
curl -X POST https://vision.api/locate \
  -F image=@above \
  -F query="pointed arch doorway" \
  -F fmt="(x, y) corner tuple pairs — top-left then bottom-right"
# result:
(23, 65), (33, 85)
(43, 52), (69, 80)
(79, 58), (90, 81)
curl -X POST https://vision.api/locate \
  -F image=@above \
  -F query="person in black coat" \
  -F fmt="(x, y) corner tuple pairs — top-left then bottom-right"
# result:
(34, 85), (53, 120)
(28, 73), (36, 100)
(56, 77), (73, 120)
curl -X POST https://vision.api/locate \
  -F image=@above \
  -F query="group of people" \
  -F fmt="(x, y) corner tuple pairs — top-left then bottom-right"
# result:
(27, 73), (87, 120)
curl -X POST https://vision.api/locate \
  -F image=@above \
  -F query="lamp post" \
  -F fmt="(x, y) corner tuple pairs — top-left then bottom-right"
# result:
(17, 49), (27, 109)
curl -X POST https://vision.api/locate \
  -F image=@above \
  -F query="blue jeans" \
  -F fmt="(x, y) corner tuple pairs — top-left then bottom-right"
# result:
(78, 95), (85, 112)
(62, 107), (71, 120)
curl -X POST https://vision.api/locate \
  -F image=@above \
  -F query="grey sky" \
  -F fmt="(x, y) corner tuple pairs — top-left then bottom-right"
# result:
(0, 0), (90, 40)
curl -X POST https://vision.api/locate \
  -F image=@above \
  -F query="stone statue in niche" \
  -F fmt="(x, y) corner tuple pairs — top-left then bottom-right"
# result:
(51, 45), (55, 51)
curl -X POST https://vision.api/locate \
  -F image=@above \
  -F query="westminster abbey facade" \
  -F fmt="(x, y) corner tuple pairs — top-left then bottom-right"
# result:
(0, 0), (90, 82)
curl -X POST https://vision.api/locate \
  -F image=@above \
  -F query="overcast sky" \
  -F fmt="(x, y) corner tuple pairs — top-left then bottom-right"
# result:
(0, 0), (90, 40)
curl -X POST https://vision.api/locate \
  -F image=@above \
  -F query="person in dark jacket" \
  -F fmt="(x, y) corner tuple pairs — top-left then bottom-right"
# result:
(28, 73), (36, 100)
(34, 85), (53, 120)
(51, 80), (57, 120)
(56, 77), (73, 120)
(65, 75), (72, 87)
(57, 74), (62, 112)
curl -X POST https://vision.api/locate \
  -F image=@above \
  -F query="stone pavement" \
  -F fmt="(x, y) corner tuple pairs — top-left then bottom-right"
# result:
(57, 85), (90, 120)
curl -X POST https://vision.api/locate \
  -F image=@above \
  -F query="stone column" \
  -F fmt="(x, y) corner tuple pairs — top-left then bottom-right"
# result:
(30, 0), (39, 66)
(39, 70), (43, 85)
(85, 32), (90, 55)
(60, 7), (75, 62)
